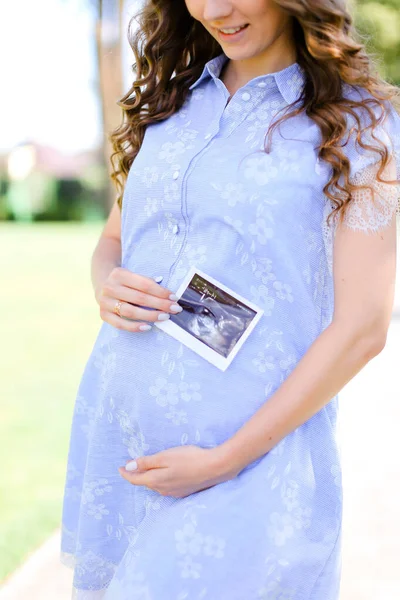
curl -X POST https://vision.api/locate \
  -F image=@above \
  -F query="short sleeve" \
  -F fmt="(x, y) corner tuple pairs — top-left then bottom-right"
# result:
(322, 97), (400, 275)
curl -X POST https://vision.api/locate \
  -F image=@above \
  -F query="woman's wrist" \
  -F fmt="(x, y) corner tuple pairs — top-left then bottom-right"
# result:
(209, 439), (249, 480)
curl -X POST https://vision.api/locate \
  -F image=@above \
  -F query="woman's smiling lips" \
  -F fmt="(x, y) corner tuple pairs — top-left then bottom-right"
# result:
(215, 23), (249, 43)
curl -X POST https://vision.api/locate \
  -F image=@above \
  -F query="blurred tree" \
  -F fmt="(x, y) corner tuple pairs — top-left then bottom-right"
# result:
(354, 0), (400, 84)
(95, 0), (125, 211)
(58, 0), (127, 214)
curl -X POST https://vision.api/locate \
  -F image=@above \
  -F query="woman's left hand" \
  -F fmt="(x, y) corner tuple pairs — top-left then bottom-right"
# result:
(118, 445), (240, 498)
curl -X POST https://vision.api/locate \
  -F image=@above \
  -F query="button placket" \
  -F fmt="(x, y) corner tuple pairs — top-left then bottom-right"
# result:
(164, 84), (230, 287)
(170, 167), (181, 235)
(159, 162), (184, 258)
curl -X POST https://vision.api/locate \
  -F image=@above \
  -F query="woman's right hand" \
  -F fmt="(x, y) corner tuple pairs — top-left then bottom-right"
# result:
(95, 267), (182, 332)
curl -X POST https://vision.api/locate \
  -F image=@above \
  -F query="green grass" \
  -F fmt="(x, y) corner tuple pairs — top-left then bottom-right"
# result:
(0, 222), (104, 581)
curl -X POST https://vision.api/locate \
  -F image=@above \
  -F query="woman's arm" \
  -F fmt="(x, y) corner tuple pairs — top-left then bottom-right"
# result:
(91, 200), (122, 304)
(218, 163), (397, 475)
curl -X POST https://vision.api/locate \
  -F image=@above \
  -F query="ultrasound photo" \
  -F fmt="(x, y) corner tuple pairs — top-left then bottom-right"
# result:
(155, 266), (264, 371)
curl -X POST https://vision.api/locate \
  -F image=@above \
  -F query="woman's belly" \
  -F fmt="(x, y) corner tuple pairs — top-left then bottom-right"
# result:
(75, 319), (341, 541)
(89, 320), (287, 454)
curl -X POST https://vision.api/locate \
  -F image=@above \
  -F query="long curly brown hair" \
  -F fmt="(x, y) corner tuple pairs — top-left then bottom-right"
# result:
(110, 0), (400, 228)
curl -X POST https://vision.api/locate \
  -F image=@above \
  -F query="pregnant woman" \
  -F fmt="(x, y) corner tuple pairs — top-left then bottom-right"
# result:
(61, 0), (400, 598)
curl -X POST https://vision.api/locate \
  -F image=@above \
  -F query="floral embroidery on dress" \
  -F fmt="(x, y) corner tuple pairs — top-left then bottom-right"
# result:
(115, 408), (150, 458)
(243, 153), (279, 186)
(144, 197), (159, 217)
(248, 217), (274, 244)
(75, 395), (96, 439)
(175, 522), (226, 579)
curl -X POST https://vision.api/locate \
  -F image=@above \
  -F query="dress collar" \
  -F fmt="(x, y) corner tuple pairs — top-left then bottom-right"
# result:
(189, 52), (306, 105)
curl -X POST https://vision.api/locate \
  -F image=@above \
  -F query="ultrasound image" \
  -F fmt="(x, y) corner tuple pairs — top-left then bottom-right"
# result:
(170, 273), (257, 358)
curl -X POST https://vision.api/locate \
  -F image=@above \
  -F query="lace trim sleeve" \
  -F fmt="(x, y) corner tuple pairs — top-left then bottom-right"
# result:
(341, 158), (400, 232)
(322, 158), (400, 277)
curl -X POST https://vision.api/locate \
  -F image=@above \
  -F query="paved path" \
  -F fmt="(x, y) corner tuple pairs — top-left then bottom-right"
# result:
(1, 265), (400, 599)
(0, 532), (72, 600)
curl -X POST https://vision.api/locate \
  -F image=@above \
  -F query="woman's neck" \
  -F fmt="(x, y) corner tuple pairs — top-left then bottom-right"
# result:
(219, 41), (296, 98)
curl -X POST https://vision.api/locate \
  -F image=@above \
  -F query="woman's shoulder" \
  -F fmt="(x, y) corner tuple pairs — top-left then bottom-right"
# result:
(341, 82), (399, 125)
(339, 83), (400, 177)
(341, 82), (400, 132)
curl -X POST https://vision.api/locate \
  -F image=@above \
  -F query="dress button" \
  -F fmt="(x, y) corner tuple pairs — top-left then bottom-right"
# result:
(172, 170), (180, 180)
(153, 275), (163, 283)
(257, 81), (267, 88)
(241, 92), (251, 101)
(204, 133), (212, 140)
(172, 224), (179, 234)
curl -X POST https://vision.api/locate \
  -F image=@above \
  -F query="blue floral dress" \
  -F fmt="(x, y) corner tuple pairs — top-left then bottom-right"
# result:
(61, 53), (400, 600)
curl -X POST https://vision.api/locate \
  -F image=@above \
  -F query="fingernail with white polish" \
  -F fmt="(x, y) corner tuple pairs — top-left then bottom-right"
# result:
(158, 313), (170, 321)
(169, 294), (178, 301)
(170, 304), (183, 313)
(126, 460), (138, 471)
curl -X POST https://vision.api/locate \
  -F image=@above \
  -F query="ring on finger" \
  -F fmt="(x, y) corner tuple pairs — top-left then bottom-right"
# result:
(113, 299), (123, 318)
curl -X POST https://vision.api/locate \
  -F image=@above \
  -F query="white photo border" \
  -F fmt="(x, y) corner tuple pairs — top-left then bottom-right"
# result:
(154, 265), (264, 371)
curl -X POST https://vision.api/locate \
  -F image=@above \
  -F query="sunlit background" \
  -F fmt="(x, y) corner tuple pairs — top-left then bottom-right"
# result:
(0, 0), (142, 222)
(1, 1), (399, 598)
